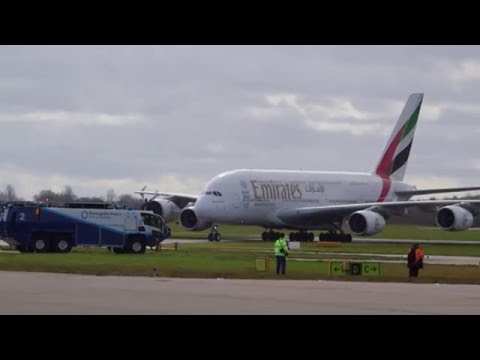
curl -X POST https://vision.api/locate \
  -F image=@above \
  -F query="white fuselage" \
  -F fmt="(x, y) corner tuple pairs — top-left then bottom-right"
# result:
(192, 169), (415, 229)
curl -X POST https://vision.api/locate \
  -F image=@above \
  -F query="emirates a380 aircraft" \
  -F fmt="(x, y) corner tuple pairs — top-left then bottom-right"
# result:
(137, 93), (480, 242)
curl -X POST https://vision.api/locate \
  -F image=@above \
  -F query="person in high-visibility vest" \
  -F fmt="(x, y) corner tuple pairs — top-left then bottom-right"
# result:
(407, 243), (425, 278)
(274, 233), (289, 275)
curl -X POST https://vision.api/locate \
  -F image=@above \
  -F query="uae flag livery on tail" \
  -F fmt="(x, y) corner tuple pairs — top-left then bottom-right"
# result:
(374, 93), (423, 182)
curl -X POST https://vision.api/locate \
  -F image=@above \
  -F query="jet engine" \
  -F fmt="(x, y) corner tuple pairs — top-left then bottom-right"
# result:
(144, 199), (181, 222)
(436, 205), (473, 231)
(347, 210), (386, 236)
(179, 207), (212, 231)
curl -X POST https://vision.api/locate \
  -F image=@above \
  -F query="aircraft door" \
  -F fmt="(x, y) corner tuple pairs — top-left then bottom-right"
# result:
(232, 193), (241, 209)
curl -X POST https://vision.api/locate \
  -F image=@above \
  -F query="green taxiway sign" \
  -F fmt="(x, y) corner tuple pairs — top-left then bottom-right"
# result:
(329, 261), (380, 276)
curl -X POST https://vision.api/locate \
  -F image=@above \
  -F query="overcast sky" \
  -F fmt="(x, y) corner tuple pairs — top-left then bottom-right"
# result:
(1, 45), (480, 200)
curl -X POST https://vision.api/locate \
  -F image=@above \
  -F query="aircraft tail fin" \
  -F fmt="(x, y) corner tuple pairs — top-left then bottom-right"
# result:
(373, 93), (423, 182)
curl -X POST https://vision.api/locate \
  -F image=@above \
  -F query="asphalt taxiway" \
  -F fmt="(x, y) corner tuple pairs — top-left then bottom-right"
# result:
(1, 271), (479, 314)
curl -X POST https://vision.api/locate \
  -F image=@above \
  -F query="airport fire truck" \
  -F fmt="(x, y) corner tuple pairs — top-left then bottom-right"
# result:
(0, 202), (170, 254)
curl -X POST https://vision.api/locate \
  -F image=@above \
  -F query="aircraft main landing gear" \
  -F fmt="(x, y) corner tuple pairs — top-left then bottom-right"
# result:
(289, 232), (314, 242)
(261, 230), (280, 241)
(318, 232), (352, 242)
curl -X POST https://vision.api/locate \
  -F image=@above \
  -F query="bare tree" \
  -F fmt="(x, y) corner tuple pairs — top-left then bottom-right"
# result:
(106, 189), (116, 203)
(5, 184), (17, 201)
(62, 185), (77, 202)
(33, 190), (59, 204)
(117, 194), (144, 210)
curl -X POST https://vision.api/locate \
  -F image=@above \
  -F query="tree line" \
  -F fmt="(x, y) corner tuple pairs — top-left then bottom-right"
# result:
(0, 184), (144, 210)
(2, 183), (480, 225)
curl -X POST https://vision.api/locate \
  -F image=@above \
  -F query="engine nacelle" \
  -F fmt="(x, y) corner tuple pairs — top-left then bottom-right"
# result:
(436, 205), (473, 231)
(179, 207), (212, 231)
(347, 210), (386, 236)
(145, 199), (181, 222)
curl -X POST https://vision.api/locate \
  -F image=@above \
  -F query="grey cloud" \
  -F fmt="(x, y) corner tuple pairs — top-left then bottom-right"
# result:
(1, 45), (480, 199)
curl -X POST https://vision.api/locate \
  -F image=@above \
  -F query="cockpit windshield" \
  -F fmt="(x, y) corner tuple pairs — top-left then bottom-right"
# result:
(201, 191), (223, 196)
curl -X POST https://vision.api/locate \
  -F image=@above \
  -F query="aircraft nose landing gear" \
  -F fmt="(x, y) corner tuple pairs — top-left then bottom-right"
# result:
(208, 225), (222, 241)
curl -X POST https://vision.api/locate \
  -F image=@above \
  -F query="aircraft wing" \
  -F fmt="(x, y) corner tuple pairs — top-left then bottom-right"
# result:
(277, 199), (480, 226)
(395, 186), (480, 198)
(135, 190), (198, 203)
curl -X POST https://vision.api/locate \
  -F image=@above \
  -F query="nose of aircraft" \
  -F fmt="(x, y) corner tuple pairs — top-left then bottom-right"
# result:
(193, 195), (209, 217)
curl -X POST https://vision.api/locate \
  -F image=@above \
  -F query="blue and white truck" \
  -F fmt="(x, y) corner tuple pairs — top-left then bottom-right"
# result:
(0, 203), (171, 254)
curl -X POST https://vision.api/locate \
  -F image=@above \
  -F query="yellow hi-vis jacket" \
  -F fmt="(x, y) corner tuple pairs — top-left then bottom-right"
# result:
(274, 238), (288, 257)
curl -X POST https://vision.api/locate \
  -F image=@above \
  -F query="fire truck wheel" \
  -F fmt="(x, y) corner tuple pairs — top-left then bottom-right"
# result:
(129, 237), (146, 254)
(54, 238), (72, 253)
(33, 237), (50, 253)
